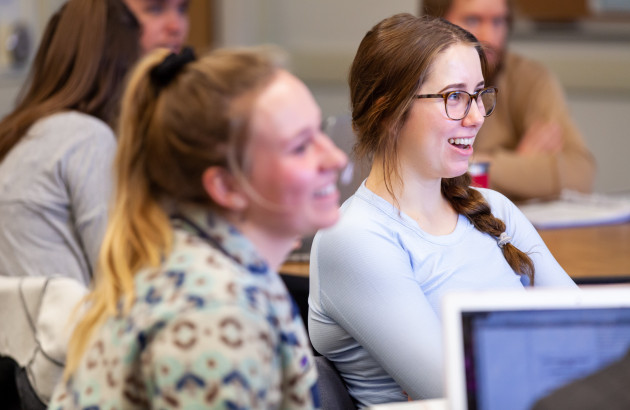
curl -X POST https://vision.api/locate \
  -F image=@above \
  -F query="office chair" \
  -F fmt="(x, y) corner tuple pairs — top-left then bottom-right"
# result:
(0, 355), (22, 409)
(315, 355), (356, 409)
(280, 273), (310, 325)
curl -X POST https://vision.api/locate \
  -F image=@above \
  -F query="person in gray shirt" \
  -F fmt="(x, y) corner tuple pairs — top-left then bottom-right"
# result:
(0, 0), (141, 284)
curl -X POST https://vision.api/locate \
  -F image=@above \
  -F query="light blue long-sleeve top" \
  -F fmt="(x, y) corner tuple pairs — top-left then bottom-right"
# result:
(308, 182), (576, 407)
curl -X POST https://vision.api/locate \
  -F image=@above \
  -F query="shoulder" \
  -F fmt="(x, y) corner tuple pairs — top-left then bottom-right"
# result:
(475, 186), (508, 202)
(474, 187), (519, 218)
(133, 228), (281, 325)
(343, 187), (406, 230)
(34, 111), (112, 133)
(473, 188), (537, 241)
(502, 52), (561, 91)
(321, 192), (404, 248)
(314, 191), (418, 275)
(504, 52), (551, 78)
(31, 111), (115, 146)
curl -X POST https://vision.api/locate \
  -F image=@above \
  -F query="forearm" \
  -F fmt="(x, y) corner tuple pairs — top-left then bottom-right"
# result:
(482, 53), (596, 201)
(488, 148), (595, 202)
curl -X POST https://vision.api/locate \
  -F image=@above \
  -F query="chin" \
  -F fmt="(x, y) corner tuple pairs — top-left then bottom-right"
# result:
(307, 211), (341, 233)
(445, 167), (469, 179)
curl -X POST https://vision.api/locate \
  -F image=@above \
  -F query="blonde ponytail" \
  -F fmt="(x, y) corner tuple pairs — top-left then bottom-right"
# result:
(64, 49), (174, 378)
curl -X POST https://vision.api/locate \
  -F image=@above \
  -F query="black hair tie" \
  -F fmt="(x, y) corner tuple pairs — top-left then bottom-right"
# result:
(150, 47), (196, 90)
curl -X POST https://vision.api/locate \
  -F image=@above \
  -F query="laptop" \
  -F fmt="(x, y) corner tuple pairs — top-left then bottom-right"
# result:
(442, 286), (630, 410)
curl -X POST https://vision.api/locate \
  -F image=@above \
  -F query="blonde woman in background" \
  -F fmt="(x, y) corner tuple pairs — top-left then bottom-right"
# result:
(49, 47), (346, 408)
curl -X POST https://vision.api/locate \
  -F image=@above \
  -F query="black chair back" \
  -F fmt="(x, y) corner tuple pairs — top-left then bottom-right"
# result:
(315, 355), (356, 409)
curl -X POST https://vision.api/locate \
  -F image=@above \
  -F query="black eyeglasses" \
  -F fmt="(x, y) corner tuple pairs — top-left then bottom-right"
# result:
(415, 87), (498, 120)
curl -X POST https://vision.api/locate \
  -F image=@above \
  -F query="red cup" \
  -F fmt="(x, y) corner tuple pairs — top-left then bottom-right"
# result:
(469, 162), (489, 188)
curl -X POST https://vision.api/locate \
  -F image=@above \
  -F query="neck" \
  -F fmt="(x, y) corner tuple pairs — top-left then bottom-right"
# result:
(367, 157), (442, 211)
(226, 215), (296, 272)
(366, 158), (457, 235)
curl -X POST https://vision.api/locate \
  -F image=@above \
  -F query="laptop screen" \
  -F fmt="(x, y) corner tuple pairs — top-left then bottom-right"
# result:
(463, 308), (630, 410)
(443, 287), (630, 410)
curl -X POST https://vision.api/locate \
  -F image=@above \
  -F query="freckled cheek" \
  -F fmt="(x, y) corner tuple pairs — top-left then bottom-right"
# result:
(270, 168), (315, 206)
(139, 24), (160, 45)
(181, 20), (190, 35)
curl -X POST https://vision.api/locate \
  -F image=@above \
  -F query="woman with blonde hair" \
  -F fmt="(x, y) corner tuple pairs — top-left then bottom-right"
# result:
(308, 14), (576, 406)
(50, 46), (346, 408)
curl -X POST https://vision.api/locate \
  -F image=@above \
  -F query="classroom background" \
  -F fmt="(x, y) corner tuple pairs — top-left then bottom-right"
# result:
(1, 0), (629, 194)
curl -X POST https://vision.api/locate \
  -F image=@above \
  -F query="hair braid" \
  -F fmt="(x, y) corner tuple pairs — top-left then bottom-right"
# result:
(442, 174), (535, 284)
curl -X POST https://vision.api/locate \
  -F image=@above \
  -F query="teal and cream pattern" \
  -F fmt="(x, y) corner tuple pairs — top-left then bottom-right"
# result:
(49, 207), (320, 409)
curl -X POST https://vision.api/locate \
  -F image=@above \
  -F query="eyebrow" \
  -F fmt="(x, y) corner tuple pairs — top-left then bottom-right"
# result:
(438, 81), (486, 93)
(292, 128), (315, 144)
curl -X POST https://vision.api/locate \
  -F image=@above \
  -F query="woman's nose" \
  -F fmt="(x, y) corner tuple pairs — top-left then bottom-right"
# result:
(320, 133), (348, 171)
(165, 10), (186, 34)
(462, 99), (485, 127)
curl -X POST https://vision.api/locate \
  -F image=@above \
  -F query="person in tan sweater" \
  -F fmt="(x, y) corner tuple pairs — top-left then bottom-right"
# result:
(422, 0), (596, 201)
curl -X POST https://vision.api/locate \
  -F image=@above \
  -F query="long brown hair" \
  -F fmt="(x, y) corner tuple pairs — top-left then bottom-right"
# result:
(64, 47), (280, 378)
(349, 14), (534, 282)
(0, 0), (140, 161)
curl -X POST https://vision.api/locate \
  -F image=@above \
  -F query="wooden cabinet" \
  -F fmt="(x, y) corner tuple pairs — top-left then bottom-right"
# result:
(512, 0), (590, 21)
(187, 0), (214, 53)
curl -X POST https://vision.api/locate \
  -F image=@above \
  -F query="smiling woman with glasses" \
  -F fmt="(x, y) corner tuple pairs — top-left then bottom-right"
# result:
(307, 14), (577, 407)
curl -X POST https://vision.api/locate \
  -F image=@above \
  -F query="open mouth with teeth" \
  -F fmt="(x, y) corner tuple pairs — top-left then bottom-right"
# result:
(314, 183), (336, 198)
(448, 137), (473, 149)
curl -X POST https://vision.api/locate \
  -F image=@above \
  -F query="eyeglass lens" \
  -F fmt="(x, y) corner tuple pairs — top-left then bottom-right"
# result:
(446, 89), (496, 120)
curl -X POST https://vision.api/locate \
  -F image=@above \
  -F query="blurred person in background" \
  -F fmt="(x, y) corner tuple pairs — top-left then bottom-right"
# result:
(0, 0), (192, 285)
(0, 0), (141, 284)
(422, 0), (596, 201)
(123, 0), (190, 53)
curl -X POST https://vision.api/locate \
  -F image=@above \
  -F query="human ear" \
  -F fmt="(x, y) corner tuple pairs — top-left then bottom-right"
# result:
(201, 166), (248, 211)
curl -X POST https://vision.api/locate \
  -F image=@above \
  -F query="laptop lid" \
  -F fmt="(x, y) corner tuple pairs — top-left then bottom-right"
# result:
(442, 286), (630, 410)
